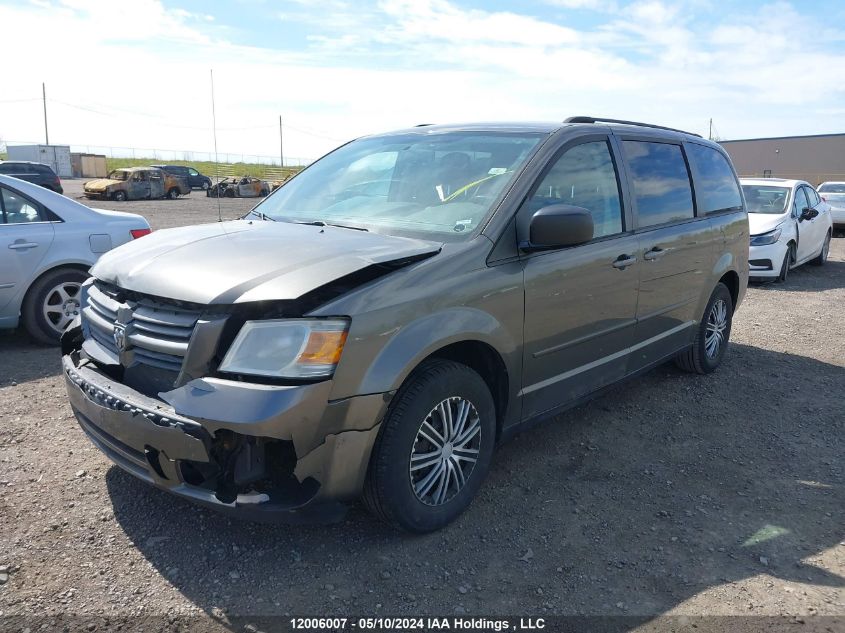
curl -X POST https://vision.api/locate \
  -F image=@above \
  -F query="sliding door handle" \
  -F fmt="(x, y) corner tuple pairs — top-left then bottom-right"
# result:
(644, 247), (669, 261)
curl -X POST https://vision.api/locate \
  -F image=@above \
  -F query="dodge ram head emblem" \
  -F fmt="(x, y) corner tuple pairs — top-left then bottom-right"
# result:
(113, 322), (128, 352)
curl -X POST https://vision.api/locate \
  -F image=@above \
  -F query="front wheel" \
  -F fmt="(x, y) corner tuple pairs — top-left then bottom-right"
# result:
(778, 244), (793, 282)
(675, 282), (733, 374)
(112, 190), (127, 202)
(363, 359), (496, 533)
(201, 181), (210, 191)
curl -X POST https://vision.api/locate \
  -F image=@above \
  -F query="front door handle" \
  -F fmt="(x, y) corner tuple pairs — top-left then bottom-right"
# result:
(8, 241), (39, 250)
(612, 254), (637, 269)
(644, 247), (669, 261)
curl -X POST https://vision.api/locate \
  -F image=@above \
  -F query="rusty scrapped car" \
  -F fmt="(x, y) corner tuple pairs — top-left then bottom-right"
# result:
(206, 176), (270, 198)
(84, 167), (190, 202)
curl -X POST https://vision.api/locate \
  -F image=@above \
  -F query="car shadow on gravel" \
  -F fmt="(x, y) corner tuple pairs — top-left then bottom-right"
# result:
(751, 259), (845, 292)
(0, 329), (61, 385)
(106, 342), (843, 622)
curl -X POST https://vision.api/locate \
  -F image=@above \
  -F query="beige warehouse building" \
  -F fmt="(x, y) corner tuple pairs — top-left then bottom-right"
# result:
(720, 133), (845, 186)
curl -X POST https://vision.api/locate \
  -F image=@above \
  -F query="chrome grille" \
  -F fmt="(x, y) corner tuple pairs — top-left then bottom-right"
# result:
(82, 282), (203, 372)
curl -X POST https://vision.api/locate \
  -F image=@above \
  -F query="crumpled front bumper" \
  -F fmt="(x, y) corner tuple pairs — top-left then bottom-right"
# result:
(63, 353), (389, 522)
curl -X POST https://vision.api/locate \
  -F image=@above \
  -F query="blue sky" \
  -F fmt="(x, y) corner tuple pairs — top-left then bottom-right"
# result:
(1, 0), (844, 162)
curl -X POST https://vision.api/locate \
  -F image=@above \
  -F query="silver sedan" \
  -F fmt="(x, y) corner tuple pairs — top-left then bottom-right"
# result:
(0, 174), (151, 344)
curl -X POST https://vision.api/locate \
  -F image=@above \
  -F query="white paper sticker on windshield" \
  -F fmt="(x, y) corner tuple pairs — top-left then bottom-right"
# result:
(488, 167), (507, 175)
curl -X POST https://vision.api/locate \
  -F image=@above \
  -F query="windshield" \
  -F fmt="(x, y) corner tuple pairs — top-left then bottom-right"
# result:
(741, 184), (790, 214)
(251, 131), (544, 240)
(108, 170), (130, 181)
(818, 183), (845, 193)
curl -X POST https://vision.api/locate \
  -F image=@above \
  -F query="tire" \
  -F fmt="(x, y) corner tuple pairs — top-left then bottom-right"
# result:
(201, 181), (210, 190)
(810, 231), (831, 266)
(112, 190), (127, 202)
(777, 244), (793, 283)
(363, 359), (496, 533)
(167, 188), (180, 200)
(675, 282), (733, 375)
(22, 268), (88, 345)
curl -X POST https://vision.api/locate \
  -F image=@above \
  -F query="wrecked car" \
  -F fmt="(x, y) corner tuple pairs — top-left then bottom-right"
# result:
(84, 167), (190, 201)
(206, 176), (270, 198)
(62, 119), (748, 532)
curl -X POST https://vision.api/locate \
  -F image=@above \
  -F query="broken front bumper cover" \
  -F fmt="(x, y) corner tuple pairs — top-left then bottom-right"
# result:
(62, 353), (388, 522)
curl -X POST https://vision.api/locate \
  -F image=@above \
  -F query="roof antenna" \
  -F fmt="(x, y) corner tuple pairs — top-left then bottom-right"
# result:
(210, 68), (222, 223)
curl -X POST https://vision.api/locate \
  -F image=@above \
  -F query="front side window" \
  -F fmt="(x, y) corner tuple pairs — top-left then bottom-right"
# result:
(624, 141), (695, 228)
(526, 140), (623, 239)
(792, 187), (808, 217)
(1, 188), (42, 224)
(686, 143), (742, 214)
(188, 168), (199, 176)
(252, 131), (544, 241)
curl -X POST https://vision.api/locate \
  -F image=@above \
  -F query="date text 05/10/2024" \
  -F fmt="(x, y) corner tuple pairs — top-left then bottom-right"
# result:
(289, 617), (546, 631)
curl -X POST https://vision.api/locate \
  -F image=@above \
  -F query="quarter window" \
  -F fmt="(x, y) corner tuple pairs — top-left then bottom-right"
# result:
(0, 188), (42, 224)
(526, 141), (623, 239)
(686, 143), (742, 214)
(623, 141), (695, 228)
(805, 186), (821, 207)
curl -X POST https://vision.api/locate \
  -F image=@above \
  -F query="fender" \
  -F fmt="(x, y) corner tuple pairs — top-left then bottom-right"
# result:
(351, 306), (520, 398)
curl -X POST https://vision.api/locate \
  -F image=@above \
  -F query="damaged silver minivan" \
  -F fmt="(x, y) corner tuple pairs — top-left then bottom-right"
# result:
(62, 118), (748, 532)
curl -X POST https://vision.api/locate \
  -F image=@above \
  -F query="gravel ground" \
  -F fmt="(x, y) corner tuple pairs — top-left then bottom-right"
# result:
(0, 182), (843, 630)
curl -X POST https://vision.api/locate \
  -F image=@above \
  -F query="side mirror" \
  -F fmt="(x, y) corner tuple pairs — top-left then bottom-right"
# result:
(521, 204), (594, 251)
(800, 207), (819, 221)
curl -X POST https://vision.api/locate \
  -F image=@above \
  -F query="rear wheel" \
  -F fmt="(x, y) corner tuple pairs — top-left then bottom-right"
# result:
(810, 231), (831, 266)
(675, 282), (733, 374)
(167, 187), (180, 200)
(363, 359), (496, 533)
(23, 267), (88, 345)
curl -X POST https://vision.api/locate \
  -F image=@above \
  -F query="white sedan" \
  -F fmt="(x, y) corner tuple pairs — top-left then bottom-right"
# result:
(741, 178), (833, 282)
(818, 181), (845, 229)
(0, 174), (151, 344)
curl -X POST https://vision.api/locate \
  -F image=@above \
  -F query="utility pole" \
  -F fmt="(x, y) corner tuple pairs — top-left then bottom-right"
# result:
(708, 118), (713, 141)
(279, 116), (284, 168)
(42, 82), (49, 145)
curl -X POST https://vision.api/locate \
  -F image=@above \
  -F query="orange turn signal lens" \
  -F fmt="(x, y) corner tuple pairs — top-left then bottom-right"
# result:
(297, 330), (348, 365)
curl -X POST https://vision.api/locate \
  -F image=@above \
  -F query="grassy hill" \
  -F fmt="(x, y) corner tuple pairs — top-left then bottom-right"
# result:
(105, 157), (303, 180)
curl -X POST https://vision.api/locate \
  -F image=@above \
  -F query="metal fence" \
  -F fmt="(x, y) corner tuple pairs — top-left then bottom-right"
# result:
(1, 140), (313, 168)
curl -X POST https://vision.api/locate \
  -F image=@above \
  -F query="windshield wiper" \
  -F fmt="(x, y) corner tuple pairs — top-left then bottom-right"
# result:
(296, 220), (368, 232)
(249, 209), (275, 221)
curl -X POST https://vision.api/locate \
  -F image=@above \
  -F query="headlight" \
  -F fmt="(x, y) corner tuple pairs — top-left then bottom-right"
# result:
(219, 318), (349, 379)
(750, 227), (782, 246)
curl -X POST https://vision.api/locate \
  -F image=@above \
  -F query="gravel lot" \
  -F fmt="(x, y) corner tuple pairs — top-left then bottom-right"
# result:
(0, 180), (843, 630)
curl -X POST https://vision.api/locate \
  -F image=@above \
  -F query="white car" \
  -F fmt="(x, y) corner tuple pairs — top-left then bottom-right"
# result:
(741, 178), (833, 282)
(0, 174), (151, 344)
(817, 181), (845, 229)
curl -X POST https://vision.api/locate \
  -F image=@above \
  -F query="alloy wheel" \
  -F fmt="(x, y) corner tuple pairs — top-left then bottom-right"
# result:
(704, 299), (728, 359)
(42, 281), (82, 334)
(409, 397), (481, 506)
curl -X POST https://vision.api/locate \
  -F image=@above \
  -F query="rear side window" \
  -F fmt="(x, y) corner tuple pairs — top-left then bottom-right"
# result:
(623, 141), (695, 228)
(686, 143), (742, 214)
(526, 140), (623, 239)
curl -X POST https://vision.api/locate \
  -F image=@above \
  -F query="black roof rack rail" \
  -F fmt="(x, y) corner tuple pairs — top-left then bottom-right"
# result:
(564, 116), (701, 138)
(414, 123), (435, 127)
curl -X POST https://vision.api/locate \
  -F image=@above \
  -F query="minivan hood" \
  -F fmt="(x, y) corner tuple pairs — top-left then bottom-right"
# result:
(748, 212), (787, 236)
(91, 220), (442, 305)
